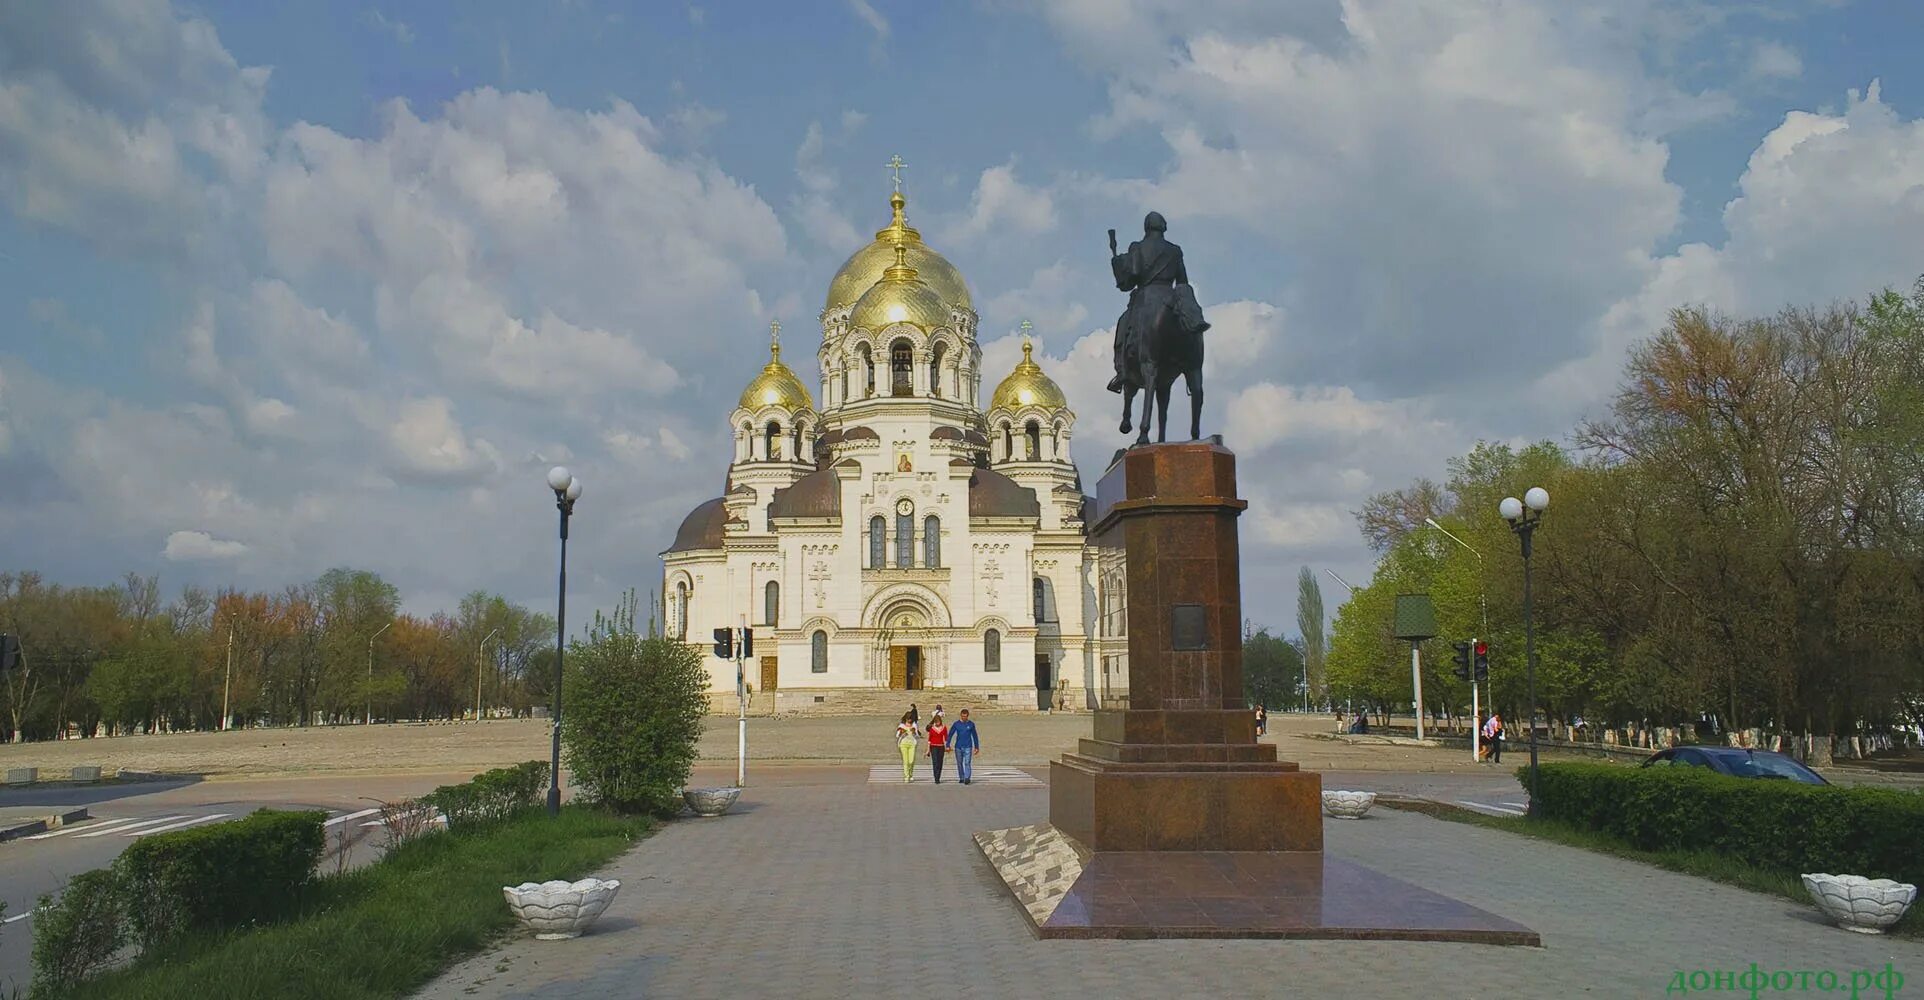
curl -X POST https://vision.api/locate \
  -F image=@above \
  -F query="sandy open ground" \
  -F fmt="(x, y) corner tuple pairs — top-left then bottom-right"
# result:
(0, 712), (1506, 779)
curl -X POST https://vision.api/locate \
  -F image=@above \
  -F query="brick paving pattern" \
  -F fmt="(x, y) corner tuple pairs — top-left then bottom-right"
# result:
(417, 774), (1923, 1000)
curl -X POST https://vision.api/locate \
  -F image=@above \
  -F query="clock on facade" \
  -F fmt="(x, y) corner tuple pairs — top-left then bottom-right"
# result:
(896, 498), (914, 516)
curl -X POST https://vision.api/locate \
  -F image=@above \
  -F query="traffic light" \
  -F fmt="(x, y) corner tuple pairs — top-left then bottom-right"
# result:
(1450, 640), (1471, 681)
(0, 634), (16, 671)
(1473, 640), (1489, 681)
(739, 628), (753, 658)
(712, 628), (732, 659)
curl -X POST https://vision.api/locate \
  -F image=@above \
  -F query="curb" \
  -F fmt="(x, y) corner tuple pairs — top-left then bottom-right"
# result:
(0, 806), (90, 843)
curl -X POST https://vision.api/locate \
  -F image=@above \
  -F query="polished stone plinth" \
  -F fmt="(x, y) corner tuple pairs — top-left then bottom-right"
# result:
(975, 824), (1539, 944)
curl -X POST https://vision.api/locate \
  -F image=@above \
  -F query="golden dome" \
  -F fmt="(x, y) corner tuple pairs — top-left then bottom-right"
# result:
(824, 191), (972, 313)
(990, 336), (1067, 411)
(849, 245), (951, 332)
(738, 321), (813, 411)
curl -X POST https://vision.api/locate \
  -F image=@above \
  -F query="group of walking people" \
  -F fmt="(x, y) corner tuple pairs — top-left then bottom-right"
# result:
(894, 704), (982, 784)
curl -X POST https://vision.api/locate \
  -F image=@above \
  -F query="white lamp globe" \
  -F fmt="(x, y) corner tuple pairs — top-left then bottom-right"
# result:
(565, 478), (583, 501)
(1524, 486), (1549, 512)
(547, 466), (573, 492)
(1499, 496), (1523, 521)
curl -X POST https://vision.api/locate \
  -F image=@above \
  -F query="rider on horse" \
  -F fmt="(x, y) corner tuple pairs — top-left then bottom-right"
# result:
(1108, 212), (1210, 439)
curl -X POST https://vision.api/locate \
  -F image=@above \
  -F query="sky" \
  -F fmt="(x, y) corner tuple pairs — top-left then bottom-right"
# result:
(4, 0), (1924, 635)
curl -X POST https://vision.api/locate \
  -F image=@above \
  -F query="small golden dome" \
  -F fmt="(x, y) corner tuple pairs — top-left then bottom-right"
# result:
(990, 335), (1067, 411)
(849, 245), (951, 332)
(825, 190), (972, 313)
(738, 320), (813, 411)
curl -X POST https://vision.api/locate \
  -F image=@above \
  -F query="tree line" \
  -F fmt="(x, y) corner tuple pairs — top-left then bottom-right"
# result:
(1326, 279), (1924, 758)
(0, 568), (555, 741)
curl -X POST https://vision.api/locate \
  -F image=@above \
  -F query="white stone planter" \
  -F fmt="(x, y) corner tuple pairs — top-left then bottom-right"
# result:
(1321, 789), (1376, 819)
(1800, 873), (1916, 934)
(683, 786), (741, 817)
(503, 878), (621, 940)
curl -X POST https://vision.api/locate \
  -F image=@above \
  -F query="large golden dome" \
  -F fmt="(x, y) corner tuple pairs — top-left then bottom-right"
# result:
(850, 246), (951, 332)
(825, 191), (971, 313)
(738, 322), (813, 411)
(990, 338), (1067, 411)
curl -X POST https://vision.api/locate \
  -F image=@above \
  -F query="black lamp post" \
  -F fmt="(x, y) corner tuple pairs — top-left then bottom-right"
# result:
(1500, 486), (1549, 817)
(546, 465), (582, 816)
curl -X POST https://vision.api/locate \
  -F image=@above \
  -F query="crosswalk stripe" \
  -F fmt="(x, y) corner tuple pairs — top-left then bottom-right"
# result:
(325, 807), (381, 827)
(77, 816), (186, 838)
(25, 817), (150, 840)
(1456, 800), (1525, 817)
(129, 814), (229, 837)
(867, 765), (1043, 787)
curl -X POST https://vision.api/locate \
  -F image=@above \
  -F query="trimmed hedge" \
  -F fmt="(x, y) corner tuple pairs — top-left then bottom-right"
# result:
(423, 760), (548, 830)
(115, 808), (326, 948)
(1526, 762), (1924, 885)
(30, 869), (128, 997)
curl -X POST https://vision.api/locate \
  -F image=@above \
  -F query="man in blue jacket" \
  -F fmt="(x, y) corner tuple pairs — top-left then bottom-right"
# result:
(947, 708), (982, 785)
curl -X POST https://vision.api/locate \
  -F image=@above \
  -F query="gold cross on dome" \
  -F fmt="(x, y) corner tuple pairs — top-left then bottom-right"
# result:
(886, 153), (907, 192)
(770, 319), (781, 345)
(1020, 319), (1033, 336)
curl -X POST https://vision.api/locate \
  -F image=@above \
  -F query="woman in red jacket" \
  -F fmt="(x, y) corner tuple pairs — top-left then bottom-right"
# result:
(926, 711), (950, 784)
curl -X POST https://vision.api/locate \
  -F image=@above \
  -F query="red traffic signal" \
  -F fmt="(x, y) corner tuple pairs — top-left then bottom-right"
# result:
(1473, 641), (1489, 681)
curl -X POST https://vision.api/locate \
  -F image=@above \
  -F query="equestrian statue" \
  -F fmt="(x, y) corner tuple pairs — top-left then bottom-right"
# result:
(1107, 211), (1209, 444)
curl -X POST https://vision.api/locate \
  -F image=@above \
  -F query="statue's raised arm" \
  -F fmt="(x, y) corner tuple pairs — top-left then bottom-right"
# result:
(1105, 212), (1210, 445)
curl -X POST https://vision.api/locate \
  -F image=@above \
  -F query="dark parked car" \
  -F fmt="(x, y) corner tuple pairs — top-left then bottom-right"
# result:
(1641, 746), (1828, 784)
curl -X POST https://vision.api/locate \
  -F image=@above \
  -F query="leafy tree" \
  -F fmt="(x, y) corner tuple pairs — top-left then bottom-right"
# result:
(1242, 628), (1304, 711)
(1296, 567), (1325, 703)
(561, 591), (710, 815)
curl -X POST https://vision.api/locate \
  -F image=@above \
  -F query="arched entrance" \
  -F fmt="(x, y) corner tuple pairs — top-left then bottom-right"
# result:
(882, 603), (928, 690)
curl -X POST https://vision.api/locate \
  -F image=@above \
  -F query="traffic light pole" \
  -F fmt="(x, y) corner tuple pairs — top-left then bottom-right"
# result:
(736, 614), (748, 788)
(1470, 637), (1481, 762)
(1409, 642), (1424, 741)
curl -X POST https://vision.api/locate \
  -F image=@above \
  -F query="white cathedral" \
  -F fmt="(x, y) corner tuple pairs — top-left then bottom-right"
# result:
(661, 184), (1125, 712)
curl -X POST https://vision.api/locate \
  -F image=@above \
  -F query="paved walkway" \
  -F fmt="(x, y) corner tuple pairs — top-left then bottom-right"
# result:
(418, 773), (1921, 999)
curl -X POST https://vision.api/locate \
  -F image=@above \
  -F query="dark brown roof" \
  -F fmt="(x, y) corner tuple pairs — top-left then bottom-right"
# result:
(930, 426), (964, 440)
(968, 467), (1041, 519)
(964, 429), (990, 447)
(836, 459), (861, 470)
(842, 425), (878, 441)
(819, 428), (845, 446)
(667, 497), (727, 552)
(769, 468), (842, 519)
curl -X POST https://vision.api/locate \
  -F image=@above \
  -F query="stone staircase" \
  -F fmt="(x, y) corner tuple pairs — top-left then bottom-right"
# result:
(712, 687), (1046, 717)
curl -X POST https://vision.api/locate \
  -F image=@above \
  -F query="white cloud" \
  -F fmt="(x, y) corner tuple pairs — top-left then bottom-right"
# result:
(958, 161), (1058, 240)
(791, 121), (860, 251)
(361, 9), (413, 45)
(163, 529), (248, 561)
(386, 397), (500, 483)
(847, 0), (888, 61)
(1746, 40), (1801, 81)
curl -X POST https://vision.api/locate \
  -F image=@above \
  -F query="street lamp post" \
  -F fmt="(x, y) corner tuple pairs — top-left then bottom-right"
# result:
(220, 614), (237, 733)
(366, 621), (392, 725)
(546, 465), (583, 817)
(1425, 517), (1488, 761)
(477, 627), (501, 723)
(1500, 487), (1550, 817)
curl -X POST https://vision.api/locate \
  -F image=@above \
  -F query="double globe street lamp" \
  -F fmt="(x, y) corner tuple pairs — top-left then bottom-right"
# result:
(1499, 486), (1549, 817)
(546, 466), (583, 817)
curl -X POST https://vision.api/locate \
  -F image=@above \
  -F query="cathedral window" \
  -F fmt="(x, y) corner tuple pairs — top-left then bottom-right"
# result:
(1034, 576), (1050, 623)
(1025, 420), (1041, 461)
(1000, 423), (1012, 462)
(895, 508), (913, 567)
(765, 421), (782, 461)
(673, 581), (689, 641)
(923, 515), (940, 568)
(930, 342), (947, 398)
(764, 580), (779, 626)
(984, 628), (1001, 672)
(890, 338), (913, 396)
(811, 630), (827, 673)
(869, 515), (886, 569)
(857, 344), (874, 398)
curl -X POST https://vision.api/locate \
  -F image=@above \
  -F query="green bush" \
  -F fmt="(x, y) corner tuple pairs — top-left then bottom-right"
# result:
(424, 760), (548, 830)
(30, 868), (129, 997)
(561, 591), (710, 815)
(115, 808), (326, 948)
(1526, 762), (1924, 884)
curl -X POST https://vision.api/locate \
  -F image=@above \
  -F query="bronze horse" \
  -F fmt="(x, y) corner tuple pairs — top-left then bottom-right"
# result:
(1109, 216), (1207, 445)
(1116, 301), (1203, 444)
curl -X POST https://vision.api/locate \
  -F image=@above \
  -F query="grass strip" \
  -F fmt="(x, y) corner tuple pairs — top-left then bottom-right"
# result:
(1379, 798), (1923, 938)
(78, 806), (652, 999)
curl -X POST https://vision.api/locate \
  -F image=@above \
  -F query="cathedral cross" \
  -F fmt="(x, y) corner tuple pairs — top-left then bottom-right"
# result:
(770, 319), (782, 358)
(809, 560), (830, 609)
(886, 153), (907, 192)
(983, 557), (1003, 607)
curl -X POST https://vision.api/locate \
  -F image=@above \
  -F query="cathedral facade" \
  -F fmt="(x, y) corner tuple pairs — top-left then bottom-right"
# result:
(661, 186), (1124, 712)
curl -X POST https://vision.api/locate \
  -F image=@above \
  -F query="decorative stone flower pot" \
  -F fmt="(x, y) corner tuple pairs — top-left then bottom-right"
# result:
(1321, 789), (1376, 820)
(683, 786), (742, 817)
(1800, 873), (1916, 934)
(503, 878), (622, 940)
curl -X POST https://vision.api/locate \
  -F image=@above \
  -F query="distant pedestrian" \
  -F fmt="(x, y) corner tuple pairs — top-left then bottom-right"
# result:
(1334, 709), (1345, 733)
(926, 711), (950, 784)
(896, 711), (921, 783)
(948, 708), (982, 785)
(1254, 704), (1268, 737)
(1484, 712), (1504, 764)
(907, 703), (919, 726)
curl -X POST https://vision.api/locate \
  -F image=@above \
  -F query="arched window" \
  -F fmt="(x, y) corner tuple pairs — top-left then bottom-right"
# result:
(1001, 424), (1013, 461)
(792, 421), (805, 462)
(765, 421), (782, 460)
(1034, 576), (1049, 623)
(984, 628), (1001, 672)
(857, 344), (874, 398)
(895, 506), (913, 567)
(890, 338), (913, 396)
(764, 580), (779, 626)
(1025, 420), (1041, 460)
(673, 581), (689, 640)
(923, 515), (940, 568)
(811, 630), (828, 673)
(869, 515), (886, 569)
(930, 342), (947, 398)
